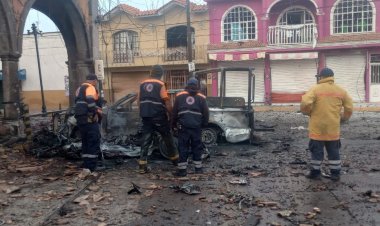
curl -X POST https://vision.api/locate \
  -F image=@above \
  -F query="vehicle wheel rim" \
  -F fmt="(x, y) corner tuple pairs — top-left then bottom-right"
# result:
(202, 128), (217, 145)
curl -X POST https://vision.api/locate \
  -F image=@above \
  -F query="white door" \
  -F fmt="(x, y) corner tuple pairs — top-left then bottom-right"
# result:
(370, 58), (380, 102)
(218, 61), (265, 102)
(369, 63), (380, 102)
(326, 54), (366, 102)
(271, 59), (318, 92)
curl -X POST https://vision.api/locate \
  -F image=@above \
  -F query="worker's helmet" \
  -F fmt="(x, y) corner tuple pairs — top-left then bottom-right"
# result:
(151, 65), (164, 79)
(318, 68), (334, 78)
(187, 77), (198, 87)
(86, 73), (98, 81)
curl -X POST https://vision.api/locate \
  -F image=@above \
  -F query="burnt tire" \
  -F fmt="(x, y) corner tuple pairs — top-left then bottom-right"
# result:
(157, 133), (178, 160)
(201, 127), (218, 146)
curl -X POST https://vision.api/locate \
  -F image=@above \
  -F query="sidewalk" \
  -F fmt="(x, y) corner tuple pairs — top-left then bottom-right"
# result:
(254, 103), (380, 112)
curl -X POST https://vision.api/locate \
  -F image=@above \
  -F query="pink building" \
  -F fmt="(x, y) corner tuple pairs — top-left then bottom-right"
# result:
(205, 0), (380, 103)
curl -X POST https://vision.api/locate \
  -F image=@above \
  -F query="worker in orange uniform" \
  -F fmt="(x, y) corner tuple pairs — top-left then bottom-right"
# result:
(74, 74), (102, 172)
(301, 68), (353, 181)
(138, 65), (179, 173)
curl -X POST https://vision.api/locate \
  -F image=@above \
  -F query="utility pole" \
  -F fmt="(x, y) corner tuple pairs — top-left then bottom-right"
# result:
(28, 23), (47, 115)
(186, 0), (195, 74)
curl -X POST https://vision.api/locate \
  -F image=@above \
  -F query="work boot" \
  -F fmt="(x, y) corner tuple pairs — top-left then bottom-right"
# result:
(96, 161), (106, 171)
(171, 159), (179, 166)
(330, 170), (341, 181)
(194, 167), (203, 174)
(139, 164), (150, 174)
(173, 169), (187, 177)
(305, 170), (321, 180)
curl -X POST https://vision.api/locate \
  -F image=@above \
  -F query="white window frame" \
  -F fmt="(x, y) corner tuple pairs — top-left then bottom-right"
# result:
(277, 6), (315, 26)
(113, 30), (139, 63)
(221, 5), (257, 42)
(330, 0), (376, 35)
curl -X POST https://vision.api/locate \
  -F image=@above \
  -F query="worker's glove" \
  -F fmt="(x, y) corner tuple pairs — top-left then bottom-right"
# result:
(96, 107), (102, 114)
(93, 113), (99, 123)
(172, 127), (178, 137)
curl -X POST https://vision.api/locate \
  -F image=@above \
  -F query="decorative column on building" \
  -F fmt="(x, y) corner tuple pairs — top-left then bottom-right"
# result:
(316, 8), (324, 39)
(264, 53), (271, 105)
(261, 13), (269, 45)
(1, 54), (21, 120)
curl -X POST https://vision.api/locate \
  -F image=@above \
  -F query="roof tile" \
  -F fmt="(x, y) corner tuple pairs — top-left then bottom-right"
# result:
(119, 0), (207, 17)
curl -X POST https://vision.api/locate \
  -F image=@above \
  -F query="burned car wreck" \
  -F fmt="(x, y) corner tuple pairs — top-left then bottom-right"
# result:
(103, 67), (260, 146)
(31, 67), (266, 159)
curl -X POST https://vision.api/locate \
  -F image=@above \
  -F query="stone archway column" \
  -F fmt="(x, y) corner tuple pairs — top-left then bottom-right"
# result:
(67, 59), (94, 105)
(1, 55), (21, 120)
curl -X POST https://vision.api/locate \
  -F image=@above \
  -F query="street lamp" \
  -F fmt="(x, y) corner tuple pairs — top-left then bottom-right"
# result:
(28, 23), (47, 115)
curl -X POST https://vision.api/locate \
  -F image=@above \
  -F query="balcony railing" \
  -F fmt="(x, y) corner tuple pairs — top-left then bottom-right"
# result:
(101, 45), (208, 66)
(268, 23), (317, 45)
(113, 50), (138, 63)
(164, 46), (195, 61)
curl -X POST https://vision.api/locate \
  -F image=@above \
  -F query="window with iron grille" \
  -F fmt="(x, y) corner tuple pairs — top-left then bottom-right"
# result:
(113, 30), (139, 63)
(223, 6), (256, 41)
(333, 0), (373, 34)
(371, 55), (380, 84)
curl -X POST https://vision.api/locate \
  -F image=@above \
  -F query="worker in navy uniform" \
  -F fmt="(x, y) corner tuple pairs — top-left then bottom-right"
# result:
(74, 74), (102, 172)
(172, 78), (209, 177)
(138, 65), (179, 173)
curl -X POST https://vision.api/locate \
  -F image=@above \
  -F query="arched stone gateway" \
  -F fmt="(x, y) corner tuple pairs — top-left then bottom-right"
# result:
(0, 0), (98, 120)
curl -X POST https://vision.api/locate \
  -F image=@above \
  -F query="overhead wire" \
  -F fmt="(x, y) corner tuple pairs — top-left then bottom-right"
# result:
(97, 0), (377, 101)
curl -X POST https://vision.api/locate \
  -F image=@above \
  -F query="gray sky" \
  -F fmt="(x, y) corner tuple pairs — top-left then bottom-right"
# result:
(24, 0), (205, 33)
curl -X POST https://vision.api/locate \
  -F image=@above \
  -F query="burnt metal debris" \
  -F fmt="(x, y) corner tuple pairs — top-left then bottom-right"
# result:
(27, 113), (209, 161)
(170, 183), (201, 195)
(127, 183), (142, 195)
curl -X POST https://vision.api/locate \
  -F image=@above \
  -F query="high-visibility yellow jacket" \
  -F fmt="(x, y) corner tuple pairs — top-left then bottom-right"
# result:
(301, 77), (353, 141)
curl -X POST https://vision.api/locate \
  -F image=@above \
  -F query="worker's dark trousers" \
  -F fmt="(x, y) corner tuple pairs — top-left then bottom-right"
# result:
(140, 117), (178, 164)
(78, 123), (100, 171)
(177, 127), (202, 170)
(309, 139), (341, 174)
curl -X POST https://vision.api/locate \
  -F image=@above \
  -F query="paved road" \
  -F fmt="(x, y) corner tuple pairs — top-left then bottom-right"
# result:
(0, 112), (379, 226)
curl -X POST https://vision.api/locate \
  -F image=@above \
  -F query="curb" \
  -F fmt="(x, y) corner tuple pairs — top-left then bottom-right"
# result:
(253, 105), (380, 112)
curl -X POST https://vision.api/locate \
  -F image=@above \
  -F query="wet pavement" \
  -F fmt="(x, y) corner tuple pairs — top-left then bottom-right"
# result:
(0, 111), (379, 226)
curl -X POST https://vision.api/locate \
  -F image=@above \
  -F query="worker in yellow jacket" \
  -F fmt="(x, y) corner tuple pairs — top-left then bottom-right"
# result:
(301, 67), (353, 181)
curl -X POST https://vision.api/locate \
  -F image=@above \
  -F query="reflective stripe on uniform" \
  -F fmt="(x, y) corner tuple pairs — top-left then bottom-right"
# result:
(140, 100), (164, 105)
(311, 160), (322, 165)
(76, 101), (88, 104)
(139, 160), (147, 165)
(178, 162), (187, 170)
(328, 160), (341, 165)
(170, 155), (179, 161)
(193, 161), (202, 168)
(329, 165), (341, 170)
(82, 154), (98, 158)
(311, 160), (321, 170)
(178, 110), (202, 116)
(311, 165), (321, 170)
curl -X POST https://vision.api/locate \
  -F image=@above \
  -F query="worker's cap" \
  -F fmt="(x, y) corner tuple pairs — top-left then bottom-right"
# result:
(86, 74), (98, 81)
(187, 77), (198, 87)
(318, 68), (334, 77)
(151, 65), (164, 78)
